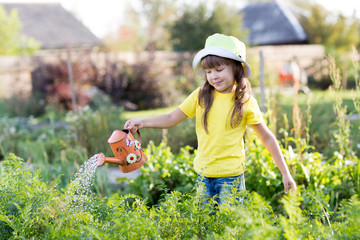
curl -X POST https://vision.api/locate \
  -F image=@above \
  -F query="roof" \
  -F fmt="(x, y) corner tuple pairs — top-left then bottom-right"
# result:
(1, 3), (103, 49)
(240, 1), (307, 46)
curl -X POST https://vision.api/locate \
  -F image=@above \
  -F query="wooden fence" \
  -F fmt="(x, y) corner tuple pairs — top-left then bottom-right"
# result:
(0, 45), (325, 99)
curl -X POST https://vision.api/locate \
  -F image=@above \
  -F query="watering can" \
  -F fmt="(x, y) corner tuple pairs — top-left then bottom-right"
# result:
(96, 129), (147, 173)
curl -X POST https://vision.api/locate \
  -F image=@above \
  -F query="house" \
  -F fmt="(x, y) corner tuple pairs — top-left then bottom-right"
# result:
(240, 1), (308, 46)
(240, 1), (327, 89)
(0, 3), (103, 101)
(1, 3), (103, 49)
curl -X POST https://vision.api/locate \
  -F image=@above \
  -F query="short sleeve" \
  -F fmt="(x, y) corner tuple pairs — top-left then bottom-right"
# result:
(178, 88), (200, 118)
(245, 95), (264, 125)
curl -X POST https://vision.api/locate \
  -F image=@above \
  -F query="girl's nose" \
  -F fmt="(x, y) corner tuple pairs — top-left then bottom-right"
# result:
(208, 71), (218, 79)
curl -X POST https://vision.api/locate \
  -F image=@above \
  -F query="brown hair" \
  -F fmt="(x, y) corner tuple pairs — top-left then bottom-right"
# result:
(198, 55), (251, 133)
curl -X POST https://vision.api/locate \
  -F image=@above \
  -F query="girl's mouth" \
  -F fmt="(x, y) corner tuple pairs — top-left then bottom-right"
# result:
(213, 81), (222, 86)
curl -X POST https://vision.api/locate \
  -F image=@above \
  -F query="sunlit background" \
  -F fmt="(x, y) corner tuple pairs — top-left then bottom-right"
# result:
(0, 1), (360, 238)
(1, 0), (359, 38)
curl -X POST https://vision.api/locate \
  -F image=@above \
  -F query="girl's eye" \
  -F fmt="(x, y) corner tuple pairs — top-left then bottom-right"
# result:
(216, 68), (223, 72)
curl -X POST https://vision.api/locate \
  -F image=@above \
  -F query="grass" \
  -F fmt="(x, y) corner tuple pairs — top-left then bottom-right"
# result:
(255, 89), (360, 156)
(121, 89), (360, 155)
(122, 105), (178, 119)
(1, 84), (359, 238)
(122, 104), (197, 154)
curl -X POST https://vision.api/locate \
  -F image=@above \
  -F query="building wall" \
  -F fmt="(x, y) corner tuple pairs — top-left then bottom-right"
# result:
(0, 56), (34, 99)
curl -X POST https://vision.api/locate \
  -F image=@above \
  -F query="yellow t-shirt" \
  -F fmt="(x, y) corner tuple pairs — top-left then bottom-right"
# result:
(179, 87), (264, 177)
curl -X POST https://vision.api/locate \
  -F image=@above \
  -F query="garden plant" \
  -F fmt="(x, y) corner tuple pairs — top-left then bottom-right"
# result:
(0, 58), (359, 239)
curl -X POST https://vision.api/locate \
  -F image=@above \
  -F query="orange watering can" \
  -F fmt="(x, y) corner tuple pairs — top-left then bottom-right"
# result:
(96, 129), (147, 173)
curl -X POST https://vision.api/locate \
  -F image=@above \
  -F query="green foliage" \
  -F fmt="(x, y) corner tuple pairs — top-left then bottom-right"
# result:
(138, 0), (178, 50)
(103, 7), (147, 52)
(300, 4), (360, 52)
(117, 60), (177, 109)
(0, 5), (40, 55)
(0, 55), (359, 238)
(0, 95), (45, 118)
(104, 0), (178, 51)
(119, 141), (197, 205)
(245, 91), (359, 212)
(30, 53), (179, 111)
(168, 1), (247, 51)
(0, 116), (26, 159)
(273, 90), (360, 156)
(328, 55), (354, 159)
(0, 153), (59, 238)
(1, 155), (360, 239)
(0, 105), (123, 196)
(334, 194), (360, 239)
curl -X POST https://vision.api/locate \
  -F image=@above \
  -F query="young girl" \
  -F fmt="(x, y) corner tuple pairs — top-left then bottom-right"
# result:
(124, 33), (297, 205)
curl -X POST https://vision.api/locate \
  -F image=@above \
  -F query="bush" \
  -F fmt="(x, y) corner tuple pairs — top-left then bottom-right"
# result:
(1, 154), (360, 239)
(119, 141), (197, 206)
(31, 52), (178, 112)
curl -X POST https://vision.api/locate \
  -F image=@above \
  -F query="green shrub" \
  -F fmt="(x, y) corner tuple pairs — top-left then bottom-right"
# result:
(1, 153), (360, 239)
(119, 141), (197, 206)
(0, 153), (59, 238)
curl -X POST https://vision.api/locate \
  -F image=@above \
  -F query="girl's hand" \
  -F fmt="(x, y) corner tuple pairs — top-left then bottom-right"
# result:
(282, 174), (297, 194)
(124, 118), (144, 134)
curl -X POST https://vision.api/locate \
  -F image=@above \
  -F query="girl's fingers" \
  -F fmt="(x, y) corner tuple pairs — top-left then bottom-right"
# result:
(284, 183), (289, 194)
(124, 121), (138, 134)
(125, 120), (133, 130)
(285, 181), (297, 194)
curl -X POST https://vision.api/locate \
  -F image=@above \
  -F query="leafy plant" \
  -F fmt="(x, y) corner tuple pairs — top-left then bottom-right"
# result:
(119, 141), (197, 205)
(1, 153), (360, 239)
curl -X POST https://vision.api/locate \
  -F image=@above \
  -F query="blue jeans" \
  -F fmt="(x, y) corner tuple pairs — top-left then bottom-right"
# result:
(197, 174), (246, 208)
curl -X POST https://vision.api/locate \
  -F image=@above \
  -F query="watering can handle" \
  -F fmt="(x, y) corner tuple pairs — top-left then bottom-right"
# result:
(136, 129), (141, 144)
(135, 129), (142, 144)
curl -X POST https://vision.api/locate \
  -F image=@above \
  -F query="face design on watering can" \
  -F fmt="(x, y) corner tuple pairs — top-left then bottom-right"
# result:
(205, 64), (236, 94)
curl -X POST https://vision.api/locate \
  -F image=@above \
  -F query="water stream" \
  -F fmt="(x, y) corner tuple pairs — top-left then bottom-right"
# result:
(64, 154), (100, 213)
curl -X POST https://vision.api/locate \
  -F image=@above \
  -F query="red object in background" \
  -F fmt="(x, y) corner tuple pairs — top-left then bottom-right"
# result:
(54, 83), (72, 100)
(52, 82), (90, 110)
(279, 70), (296, 86)
(278, 61), (300, 87)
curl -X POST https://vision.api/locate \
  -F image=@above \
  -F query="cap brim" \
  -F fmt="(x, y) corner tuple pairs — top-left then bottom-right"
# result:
(192, 46), (252, 78)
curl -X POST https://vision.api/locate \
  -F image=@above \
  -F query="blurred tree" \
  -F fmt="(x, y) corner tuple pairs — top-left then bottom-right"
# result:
(300, 4), (360, 52)
(104, 0), (178, 51)
(287, 0), (311, 10)
(140, 0), (178, 50)
(103, 3), (147, 52)
(245, 0), (270, 3)
(168, 1), (248, 51)
(0, 5), (40, 55)
(328, 14), (359, 52)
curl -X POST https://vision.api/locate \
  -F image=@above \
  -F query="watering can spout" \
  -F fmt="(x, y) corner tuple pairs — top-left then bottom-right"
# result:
(96, 153), (126, 166)
(95, 129), (147, 173)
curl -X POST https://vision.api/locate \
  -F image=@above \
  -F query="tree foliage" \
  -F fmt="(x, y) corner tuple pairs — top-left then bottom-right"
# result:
(168, 1), (248, 51)
(140, 0), (178, 50)
(0, 5), (40, 56)
(103, 3), (147, 52)
(104, 0), (178, 51)
(300, 4), (360, 52)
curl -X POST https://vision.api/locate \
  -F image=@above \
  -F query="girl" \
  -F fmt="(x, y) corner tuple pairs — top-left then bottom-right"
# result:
(124, 33), (297, 205)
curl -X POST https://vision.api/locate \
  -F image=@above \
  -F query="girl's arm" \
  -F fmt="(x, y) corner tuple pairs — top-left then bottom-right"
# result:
(251, 122), (297, 193)
(124, 108), (188, 133)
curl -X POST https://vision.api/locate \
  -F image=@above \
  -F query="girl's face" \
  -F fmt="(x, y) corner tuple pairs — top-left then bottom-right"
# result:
(204, 64), (235, 93)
